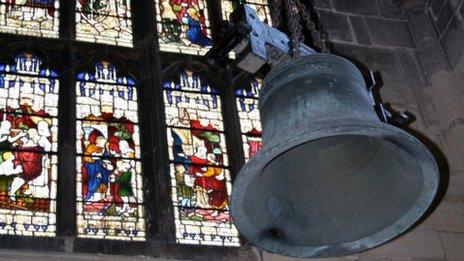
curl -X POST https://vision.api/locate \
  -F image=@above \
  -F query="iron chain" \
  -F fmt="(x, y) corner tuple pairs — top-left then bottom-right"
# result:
(285, 0), (304, 56)
(269, 0), (329, 54)
(295, 0), (329, 53)
(269, 0), (282, 28)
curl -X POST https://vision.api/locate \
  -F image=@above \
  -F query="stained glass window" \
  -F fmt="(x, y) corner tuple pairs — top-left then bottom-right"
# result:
(76, 61), (145, 241)
(0, 0), (60, 38)
(236, 78), (262, 161)
(156, 0), (213, 55)
(76, 0), (133, 47)
(222, 0), (272, 25)
(164, 70), (240, 246)
(0, 53), (59, 237)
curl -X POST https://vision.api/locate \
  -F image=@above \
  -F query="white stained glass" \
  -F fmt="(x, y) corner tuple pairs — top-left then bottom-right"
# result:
(76, 0), (133, 47)
(163, 70), (240, 246)
(0, 1), (60, 38)
(221, 0), (272, 25)
(0, 53), (60, 237)
(156, 0), (213, 55)
(75, 61), (145, 241)
(236, 78), (262, 161)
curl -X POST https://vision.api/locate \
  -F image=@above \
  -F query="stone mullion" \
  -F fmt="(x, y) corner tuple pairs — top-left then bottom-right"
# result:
(133, 0), (175, 241)
(222, 70), (247, 181)
(55, 0), (78, 237)
(59, 0), (76, 40)
(56, 44), (77, 237)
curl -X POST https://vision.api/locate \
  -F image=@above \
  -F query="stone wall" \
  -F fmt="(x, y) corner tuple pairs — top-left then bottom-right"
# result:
(1, 1), (462, 260)
(261, 0), (464, 260)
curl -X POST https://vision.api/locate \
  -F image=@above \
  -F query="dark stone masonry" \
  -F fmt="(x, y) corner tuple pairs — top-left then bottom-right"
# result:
(1, 0), (464, 260)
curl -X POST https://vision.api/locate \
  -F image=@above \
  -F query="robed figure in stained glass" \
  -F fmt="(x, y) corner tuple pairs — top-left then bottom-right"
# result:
(111, 144), (136, 215)
(164, 71), (240, 246)
(182, 7), (212, 46)
(0, 54), (59, 236)
(158, 0), (212, 48)
(169, 107), (229, 221)
(80, 116), (141, 217)
(82, 129), (111, 203)
(76, 62), (145, 240)
(0, 107), (54, 206)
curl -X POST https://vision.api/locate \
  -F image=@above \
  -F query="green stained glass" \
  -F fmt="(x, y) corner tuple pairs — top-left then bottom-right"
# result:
(76, 0), (133, 47)
(0, 53), (59, 237)
(75, 61), (145, 241)
(156, 0), (213, 55)
(164, 70), (240, 246)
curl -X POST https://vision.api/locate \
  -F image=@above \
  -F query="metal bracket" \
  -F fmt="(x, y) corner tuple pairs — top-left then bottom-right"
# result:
(204, 5), (316, 73)
(366, 70), (411, 126)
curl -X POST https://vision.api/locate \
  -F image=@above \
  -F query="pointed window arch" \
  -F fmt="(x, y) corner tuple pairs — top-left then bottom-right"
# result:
(0, 1), (60, 38)
(75, 61), (145, 240)
(163, 69), (240, 246)
(76, 0), (133, 47)
(0, 53), (59, 237)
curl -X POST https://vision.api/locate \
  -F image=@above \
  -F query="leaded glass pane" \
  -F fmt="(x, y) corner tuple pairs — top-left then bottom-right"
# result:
(156, 0), (213, 55)
(76, 0), (133, 47)
(0, 0), (60, 38)
(0, 53), (59, 237)
(222, 0), (272, 25)
(76, 61), (145, 241)
(236, 78), (262, 161)
(164, 70), (240, 246)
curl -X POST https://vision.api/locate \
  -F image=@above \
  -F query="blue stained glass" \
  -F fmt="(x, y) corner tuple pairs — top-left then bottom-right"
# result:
(0, 53), (60, 237)
(76, 61), (145, 241)
(236, 78), (263, 161)
(163, 70), (240, 246)
(156, 0), (213, 55)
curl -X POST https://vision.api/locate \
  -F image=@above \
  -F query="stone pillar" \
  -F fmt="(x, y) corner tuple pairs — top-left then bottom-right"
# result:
(401, 0), (448, 76)
(401, 0), (464, 171)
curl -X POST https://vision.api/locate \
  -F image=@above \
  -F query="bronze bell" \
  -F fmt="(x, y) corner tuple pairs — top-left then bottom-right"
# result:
(230, 54), (439, 257)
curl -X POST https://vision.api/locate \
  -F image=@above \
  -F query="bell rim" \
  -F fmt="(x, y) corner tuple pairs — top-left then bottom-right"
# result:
(230, 120), (439, 258)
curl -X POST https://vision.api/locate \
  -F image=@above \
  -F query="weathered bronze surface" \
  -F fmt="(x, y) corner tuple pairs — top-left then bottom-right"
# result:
(231, 54), (439, 257)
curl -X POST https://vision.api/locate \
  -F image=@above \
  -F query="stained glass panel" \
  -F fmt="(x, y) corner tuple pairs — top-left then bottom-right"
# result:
(0, 0), (60, 38)
(156, 0), (213, 55)
(76, 61), (145, 241)
(236, 78), (262, 161)
(0, 53), (59, 237)
(164, 70), (240, 246)
(76, 0), (133, 47)
(222, 0), (272, 25)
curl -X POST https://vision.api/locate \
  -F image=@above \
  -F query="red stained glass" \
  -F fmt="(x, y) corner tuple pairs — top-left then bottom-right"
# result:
(164, 70), (240, 246)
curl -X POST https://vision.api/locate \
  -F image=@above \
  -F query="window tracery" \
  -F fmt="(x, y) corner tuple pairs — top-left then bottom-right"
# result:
(0, 53), (59, 237)
(75, 61), (145, 240)
(164, 70), (240, 246)
(0, 0), (277, 252)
